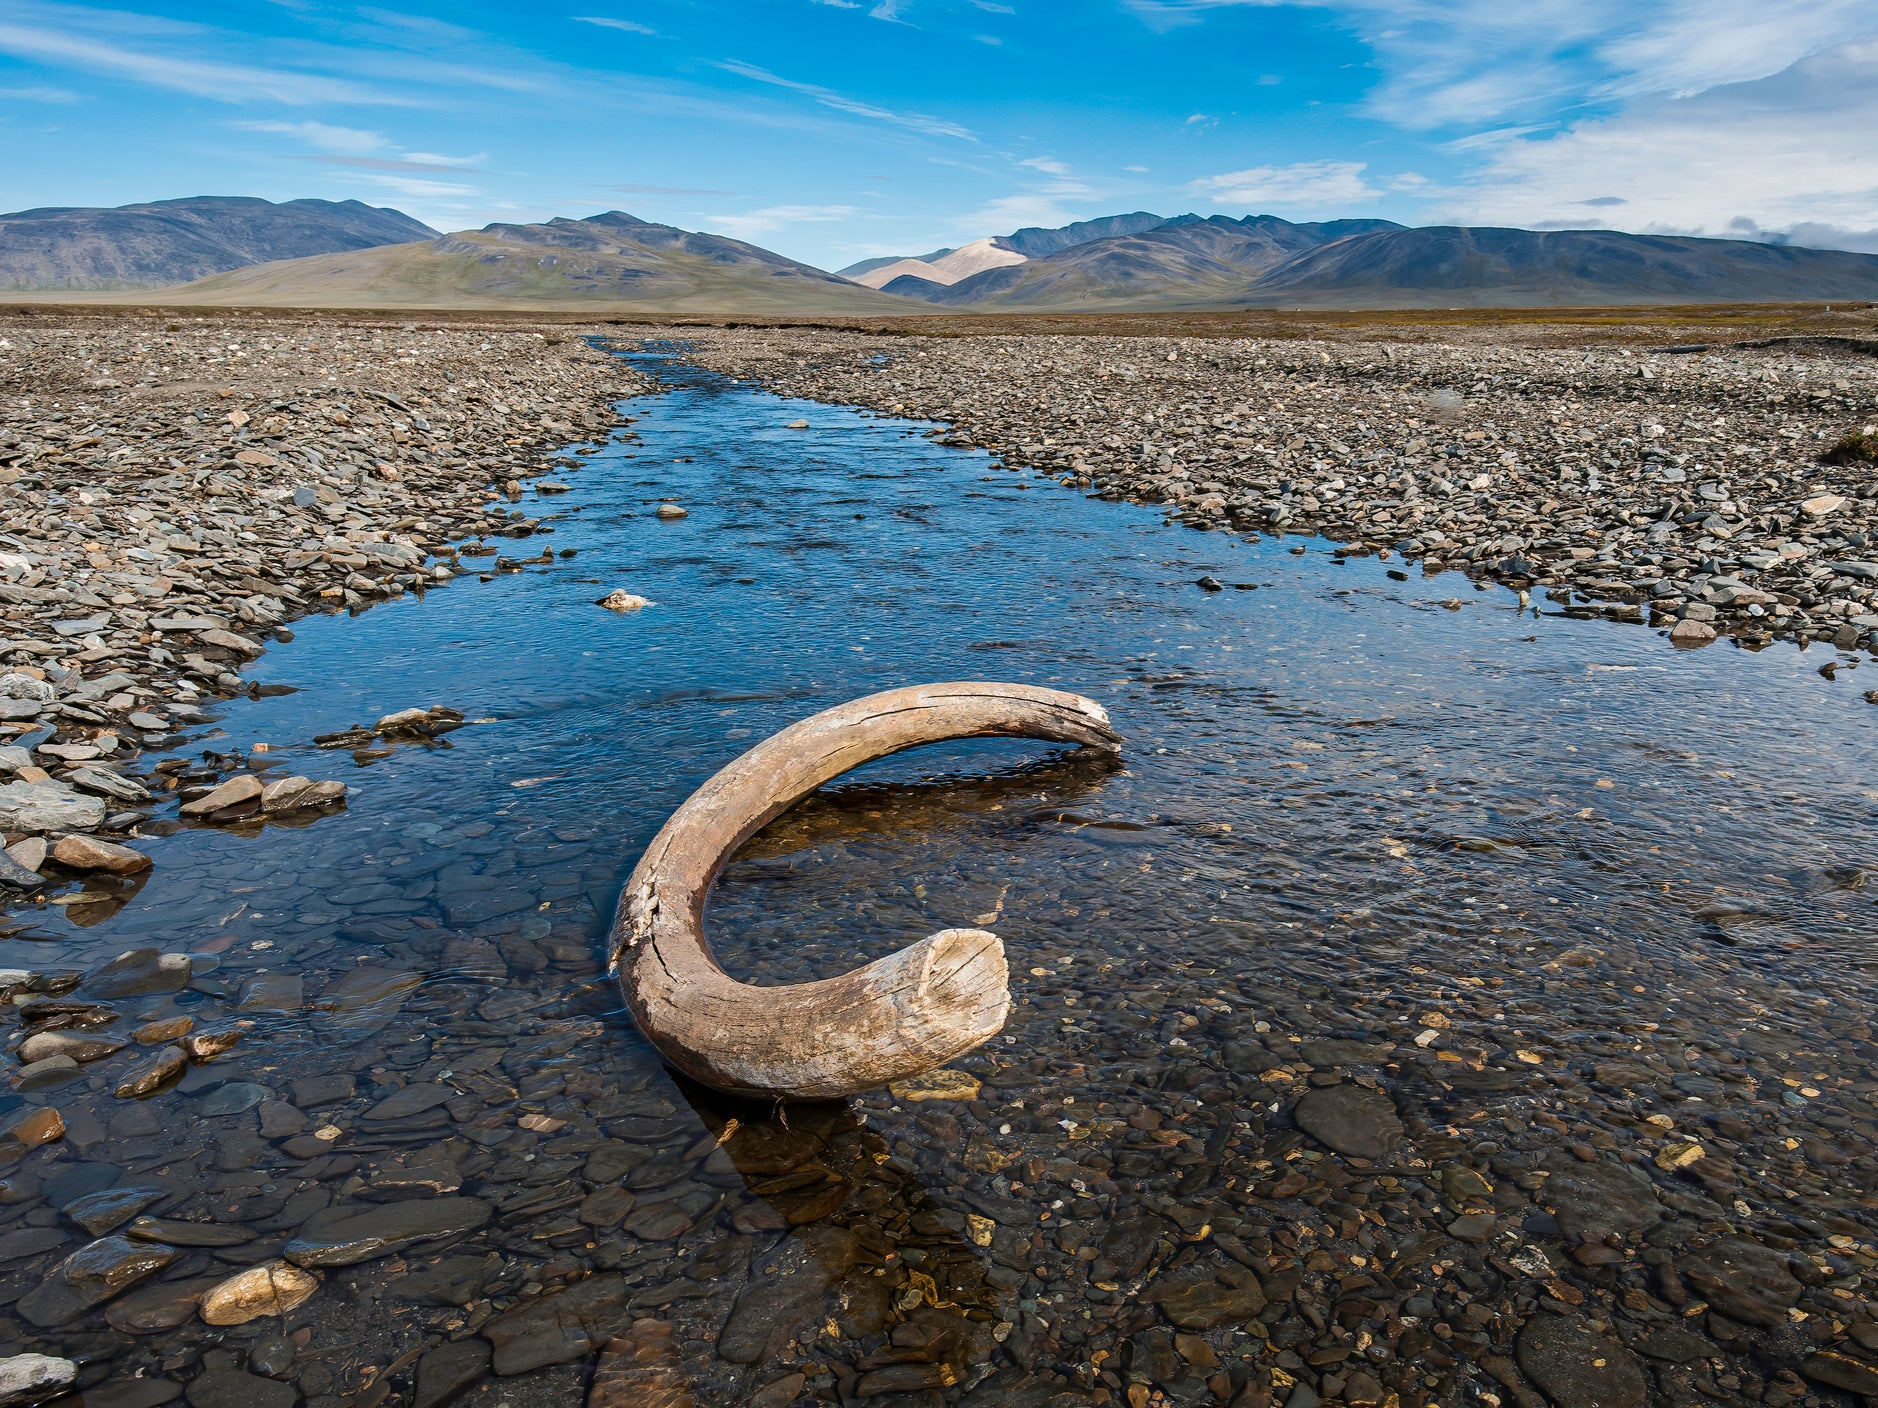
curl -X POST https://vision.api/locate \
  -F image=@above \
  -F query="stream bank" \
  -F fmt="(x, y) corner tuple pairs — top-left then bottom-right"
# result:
(0, 341), (1870, 1408)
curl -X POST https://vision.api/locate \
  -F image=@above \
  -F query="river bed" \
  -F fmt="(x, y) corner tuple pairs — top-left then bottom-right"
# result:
(3, 344), (1876, 1408)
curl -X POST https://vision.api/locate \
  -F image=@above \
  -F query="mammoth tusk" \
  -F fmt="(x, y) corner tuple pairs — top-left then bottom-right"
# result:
(609, 682), (1124, 1100)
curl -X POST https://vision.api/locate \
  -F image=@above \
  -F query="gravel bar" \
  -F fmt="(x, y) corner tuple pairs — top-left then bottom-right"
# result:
(0, 313), (646, 862)
(670, 326), (1878, 652)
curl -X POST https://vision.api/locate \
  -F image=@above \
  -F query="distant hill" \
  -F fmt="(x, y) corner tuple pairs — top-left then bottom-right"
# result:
(890, 214), (1402, 308)
(849, 238), (1026, 290)
(869, 212), (1878, 310)
(843, 211), (1168, 289)
(154, 211), (926, 313)
(998, 211), (1170, 258)
(1232, 225), (1878, 308)
(0, 196), (438, 291)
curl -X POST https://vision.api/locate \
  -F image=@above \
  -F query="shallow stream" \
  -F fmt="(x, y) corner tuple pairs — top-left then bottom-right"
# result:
(5, 345), (1877, 1408)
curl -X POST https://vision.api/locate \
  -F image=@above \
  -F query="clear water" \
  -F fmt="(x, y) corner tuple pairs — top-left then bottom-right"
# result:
(8, 345), (1877, 1408)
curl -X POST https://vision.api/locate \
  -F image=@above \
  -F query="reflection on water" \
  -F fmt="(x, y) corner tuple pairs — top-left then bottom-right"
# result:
(3, 345), (1876, 1408)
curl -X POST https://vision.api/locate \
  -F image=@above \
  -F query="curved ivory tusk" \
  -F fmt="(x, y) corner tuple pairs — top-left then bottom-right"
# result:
(609, 682), (1124, 1100)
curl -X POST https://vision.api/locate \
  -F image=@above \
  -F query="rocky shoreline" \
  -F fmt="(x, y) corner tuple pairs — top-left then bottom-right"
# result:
(667, 326), (1878, 652)
(0, 312), (647, 890)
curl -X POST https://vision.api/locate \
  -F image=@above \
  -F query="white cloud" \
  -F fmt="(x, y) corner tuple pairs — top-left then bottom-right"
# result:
(715, 60), (975, 140)
(235, 120), (390, 155)
(1125, 0), (1878, 130)
(1189, 159), (1379, 206)
(346, 171), (482, 198)
(572, 16), (657, 35)
(1019, 156), (1071, 176)
(706, 203), (860, 239)
(0, 15), (409, 105)
(1439, 38), (1878, 253)
(0, 83), (77, 101)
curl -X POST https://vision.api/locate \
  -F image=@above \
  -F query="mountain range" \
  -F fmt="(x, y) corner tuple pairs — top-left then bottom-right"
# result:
(849, 212), (1878, 310)
(8, 196), (1878, 311)
(158, 211), (913, 313)
(839, 212), (1169, 288)
(0, 196), (437, 291)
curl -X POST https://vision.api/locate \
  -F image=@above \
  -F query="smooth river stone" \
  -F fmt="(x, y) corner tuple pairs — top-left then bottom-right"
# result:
(18, 1029), (126, 1065)
(1292, 1083), (1404, 1159)
(125, 1216), (254, 1247)
(1516, 1314), (1648, 1408)
(64, 1186), (168, 1235)
(199, 1261), (320, 1325)
(191, 1082), (271, 1117)
(16, 1235), (177, 1326)
(312, 967), (422, 1036)
(362, 1083), (454, 1121)
(183, 1368), (296, 1408)
(480, 1273), (631, 1375)
(82, 948), (191, 998)
(0, 1226), (71, 1261)
(283, 1197), (491, 1267)
(104, 1275), (227, 1334)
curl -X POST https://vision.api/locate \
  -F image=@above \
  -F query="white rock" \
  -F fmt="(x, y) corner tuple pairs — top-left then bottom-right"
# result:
(596, 591), (655, 612)
(0, 1353), (76, 1407)
(1801, 494), (1846, 519)
(0, 675), (54, 703)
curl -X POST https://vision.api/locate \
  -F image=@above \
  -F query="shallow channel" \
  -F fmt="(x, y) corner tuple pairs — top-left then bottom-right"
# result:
(4, 344), (1877, 1408)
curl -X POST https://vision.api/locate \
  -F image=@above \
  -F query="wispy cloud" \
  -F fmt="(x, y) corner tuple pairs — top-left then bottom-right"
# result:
(610, 182), (730, 194)
(1019, 155), (1071, 176)
(1438, 37), (1878, 253)
(705, 203), (859, 239)
(345, 171), (482, 198)
(1123, 0), (1878, 130)
(715, 59), (975, 140)
(573, 16), (657, 35)
(0, 83), (78, 102)
(295, 154), (486, 172)
(0, 15), (409, 105)
(235, 119), (390, 154)
(1189, 159), (1379, 206)
(239, 119), (486, 188)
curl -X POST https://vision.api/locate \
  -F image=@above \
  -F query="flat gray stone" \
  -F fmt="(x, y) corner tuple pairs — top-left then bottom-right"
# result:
(0, 781), (106, 836)
(16, 1235), (177, 1327)
(1294, 1083), (1403, 1160)
(1517, 1314), (1647, 1408)
(284, 1197), (490, 1267)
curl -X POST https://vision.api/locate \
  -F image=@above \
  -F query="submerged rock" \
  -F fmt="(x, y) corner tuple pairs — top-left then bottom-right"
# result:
(1293, 1083), (1403, 1159)
(16, 1234), (177, 1326)
(1516, 1314), (1647, 1408)
(481, 1273), (631, 1375)
(199, 1262), (320, 1325)
(283, 1197), (491, 1267)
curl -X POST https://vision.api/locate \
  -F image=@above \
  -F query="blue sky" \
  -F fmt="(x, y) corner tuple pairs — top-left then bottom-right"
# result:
(0, 0), (1874, 267)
